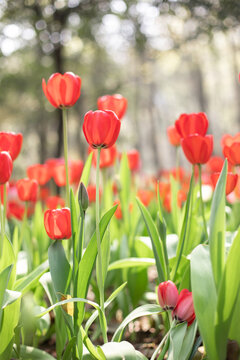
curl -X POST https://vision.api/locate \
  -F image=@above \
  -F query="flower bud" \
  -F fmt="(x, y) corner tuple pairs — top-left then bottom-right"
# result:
(172, 289), (195, 325)
(78, 182), (89, 212)
(157, 281), (178, 310)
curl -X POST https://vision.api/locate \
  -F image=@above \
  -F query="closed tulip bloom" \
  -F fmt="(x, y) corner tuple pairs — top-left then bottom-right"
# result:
(223, 142), (240, 166)
(167, 126), (181, 146)
(157, 281), (178, 310)
(175, 113), (209, 138)
(89, 145), (117, 168)
(206, 156), (225, 173)
(126, 150), (141, 172)
(0, 151), (13, 185)
(97, 94), (127, 120)
(181, 135), (213, 165)
(173, 289), (195, 325)
(53, 161), (83, 186)
(137, 189), (154, 207)
(83, 110), (121, 149)
(211, 172), (238, 195)
(0, 132), (23, 161)
(44, 208), (72, 240)
(46, 196), (65, 210)
(27, 164), (51, 186)
(16, 178), (38, 202)
(42, 72), (81, 108)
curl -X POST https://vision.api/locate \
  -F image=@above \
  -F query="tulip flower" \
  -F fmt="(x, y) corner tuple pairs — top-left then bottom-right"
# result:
(137, 189), (154, 207)
(206, 156), (225, 173)
(175, 113), (209, 138)
(0, 151), (13, 185)
(46, 196), (65, 210)
(44, 208), (72, 240)
(223, 142), (240, 166)
(167, 126), (181, 147)
(89, 145), (117, 168)
(53, 161), (83, 187)
(0, 132), (23, 161)
(181, 134), (213, 165)
(16, 178), (38, 202)
(211, 172), (238, 195)
(27, 164), (52, 186)
(126, 150), (141, 172)
(83, 110), (121, 149)
(173, 289), (195, 325)
(42, 72), (81, 108)
(87, 185), (102, 203)
(157, 281), (179, 310)
(97, 94), (127, 120)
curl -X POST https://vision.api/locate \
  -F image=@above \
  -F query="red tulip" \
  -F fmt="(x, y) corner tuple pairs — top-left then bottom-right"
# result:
(211, 172), (238, 195)
(126, 150), (141, 172)
(46, 196), (65, 210)
(45, 158), (64, 177)
(42, 72), (81, 108)
(87, 185), (102, 203)
(16, 178), (38, 202)
(167, 126), (181, 146)
(89, 145), (117, 168)
(97, 94), (127, 120)
(52, 160), (83, 186)
(163, 189), (187, 213)
(137, 189), (154, 207)
(83, 110), (121, 149)
(173, 289), (195, 325)
(157, 281), (178, 310)
(0, 132), (23, 161)
(113, 200), (122, 219)
(223, 142), (240, 166)
(206, 156), (225, 173)
(221, 133), (240, 148)
(27, 164), (51, 186)
(181, 135), (213, 165)
(175, 113), (209, 138)
(69, 160), (84, 184)
(44, 208), (72, 240)
(0, 151), (13, 185)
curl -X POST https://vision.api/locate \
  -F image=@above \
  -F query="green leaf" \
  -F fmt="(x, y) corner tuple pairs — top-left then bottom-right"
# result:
(76, 205), (117, 325)
(170, 175), (181, 235)
(48, 241), (72, 296)
(136, 198), (167, 283)
(101, 341), (147, 359)
(80, 152), (93, 187)
(0, 235), (16, 289)
(15, 260), (49, 294)
(209, 160), (227, 288)
(191, 245), (219, 359)
(62, 336), (77, 360)
(2, 289), (21, 309)
(178, 321), (198, 360)
(108, 258), (155, 271)
(0, 265), (13, 329)
(112, 304), (163, 342)
(168, 322), (188, 360)
(215, 227), (240, 354)
(12, 344), (56, 359)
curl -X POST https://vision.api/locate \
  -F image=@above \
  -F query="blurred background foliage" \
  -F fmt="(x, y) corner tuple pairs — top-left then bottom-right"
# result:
(1, 0), (240, 175)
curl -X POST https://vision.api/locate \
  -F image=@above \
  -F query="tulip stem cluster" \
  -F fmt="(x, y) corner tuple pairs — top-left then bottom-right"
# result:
(62, 107), (70, 207)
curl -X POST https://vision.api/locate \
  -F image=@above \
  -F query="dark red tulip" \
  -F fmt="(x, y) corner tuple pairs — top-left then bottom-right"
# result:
(89, 145), (117, 168)
(97, 94), (127, 120)
(27, 164), (51, 186)
(83, 110), (121, 149)
(167, 126), (181, 146)
(126, 150), (141, 172)
(0, 151), (13, 185)
(175, 113), (209, 138)
(42, 72), (81, 108)
(0, 132), (23, 161)
(181, 135), (213, 165)
(46, 196), (65, 210)
(16, 178), (38, 202)
(211, 172), (238, 195)
(157, 281), (179, 310)
(44, 208), (72, 240)
(173, 289), (195, 325)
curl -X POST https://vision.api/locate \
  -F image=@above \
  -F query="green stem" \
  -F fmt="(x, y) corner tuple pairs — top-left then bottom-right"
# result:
(95, 148), (107, 343)
(3, 183), (7, 232)
(176, 146), (180, 182)
(151, 319), (176, 360)
(62, 107), (70, 207)
(198, 164), (208, 240)
(0, 200), (4, 255)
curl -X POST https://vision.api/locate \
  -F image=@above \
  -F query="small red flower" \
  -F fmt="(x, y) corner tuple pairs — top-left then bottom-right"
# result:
(167, 126), (181, 146)
(172, 289), (195, 325)
(206, 156), (225, 173)
(87, 185), (102, 203)
(126, 150), (141, 172)
(181, 135), (213, 165)
(44, 208), (72, 240)
(52, 161), (83, 187)
(175, 113), (209, 138)
(0, 132), (23, 161)
(0, 151), (13, 185)
(89, 145), (117, 168)
(223, 142), (240, 166)
(46, 196), (65, 210)
(157, 281), (178, 310)
(83, 110), (121, 149)
(211, 172), (238, 195)
(27, 164), (51, 186)
(137, 189), (154, 207)
(16, 178), (38, 202)
(42, 72), (81, 108)
(97, 94), (127, 120)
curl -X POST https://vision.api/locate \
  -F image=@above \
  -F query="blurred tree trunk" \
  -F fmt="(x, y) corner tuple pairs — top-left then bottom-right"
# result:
(191, 62), (208, 113)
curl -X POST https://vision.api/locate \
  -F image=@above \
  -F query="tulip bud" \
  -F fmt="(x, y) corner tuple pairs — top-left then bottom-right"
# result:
(0, 151), (13, 185)
(172, 289), (195, 325)
(157, 281), (178, 310)
(78, 182), (89, 212)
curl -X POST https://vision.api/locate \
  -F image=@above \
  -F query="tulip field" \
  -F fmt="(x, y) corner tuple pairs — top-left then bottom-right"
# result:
(1, 71), (240, 360)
